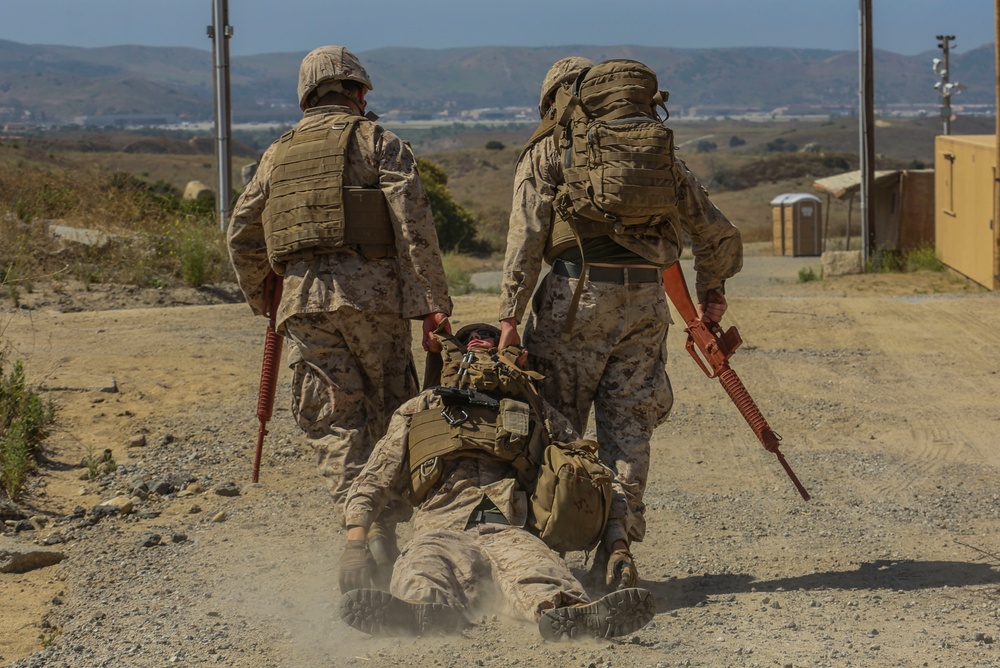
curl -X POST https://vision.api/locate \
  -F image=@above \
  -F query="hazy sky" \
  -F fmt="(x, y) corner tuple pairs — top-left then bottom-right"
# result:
(1, 0), (994, 57)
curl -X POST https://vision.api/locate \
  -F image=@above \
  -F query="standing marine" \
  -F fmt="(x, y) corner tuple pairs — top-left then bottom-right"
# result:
(498, 55), (743, 587)
(228, 45), (452, 580)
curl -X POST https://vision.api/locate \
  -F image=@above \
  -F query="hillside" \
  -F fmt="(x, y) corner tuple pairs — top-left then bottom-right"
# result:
(0, 40), (994, 124)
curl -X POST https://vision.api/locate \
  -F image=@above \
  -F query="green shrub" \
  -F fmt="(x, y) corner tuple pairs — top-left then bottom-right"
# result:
(442, 252), (473, 295)
(905, 245), (945, 272)
(180, 227), (211, 287)
(82, 445), (116, 481)
(484, 140), (505, 150)
(798, 267), (818, 282)
(0, 357), (54, 499)
(869, 251), (906, 273)
(417, 158), (485, 253)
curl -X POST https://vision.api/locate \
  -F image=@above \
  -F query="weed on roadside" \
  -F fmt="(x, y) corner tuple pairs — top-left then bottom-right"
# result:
(0, 355), (55, 499)
(83, 444), (117, 481)
(798, 267), (818, 282)
(865, 246), (946, 275)
(905, 245), (945, 272)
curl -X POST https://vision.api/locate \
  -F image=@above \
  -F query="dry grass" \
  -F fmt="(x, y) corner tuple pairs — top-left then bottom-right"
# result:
(0, 155), (229, 290)
(0, 115), (953, 291)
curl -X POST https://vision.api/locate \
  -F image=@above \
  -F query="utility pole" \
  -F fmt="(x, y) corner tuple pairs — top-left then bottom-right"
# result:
(859, 0), (876, 265)
(933, 35), (966, 135)
(208, 0), (233, 231)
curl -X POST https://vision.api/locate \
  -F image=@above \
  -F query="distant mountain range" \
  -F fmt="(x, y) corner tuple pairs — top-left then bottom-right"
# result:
(0, 40), (994, 124)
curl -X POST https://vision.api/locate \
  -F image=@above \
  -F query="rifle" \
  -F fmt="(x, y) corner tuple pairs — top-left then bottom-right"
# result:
(433, 386), (501, 426)
(434, 385), (501, 410)
(662, 262), (810, 501)
(252, 272), (284, 483)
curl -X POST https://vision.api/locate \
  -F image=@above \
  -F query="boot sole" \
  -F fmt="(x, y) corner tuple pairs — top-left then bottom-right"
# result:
(339, 588), (462, 637)
(538, 587), (656, 641)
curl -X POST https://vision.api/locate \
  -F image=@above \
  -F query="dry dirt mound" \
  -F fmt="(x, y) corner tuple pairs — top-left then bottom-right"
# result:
(2, 258), (1000, 667)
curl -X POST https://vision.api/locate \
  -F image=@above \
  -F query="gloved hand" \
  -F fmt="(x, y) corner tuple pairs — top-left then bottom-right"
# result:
(338, 539), (375, 593)
(606, 548), (638, 590)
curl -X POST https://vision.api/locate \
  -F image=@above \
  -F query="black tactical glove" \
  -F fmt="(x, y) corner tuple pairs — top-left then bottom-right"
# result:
(606, 548), (638, 590)
(338, 539), (375, 593)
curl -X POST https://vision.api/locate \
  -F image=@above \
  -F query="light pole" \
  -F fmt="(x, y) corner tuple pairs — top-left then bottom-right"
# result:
(208, 0), (233, 231)
(859, 0), (876, 265)
(933, 35), (967, 135)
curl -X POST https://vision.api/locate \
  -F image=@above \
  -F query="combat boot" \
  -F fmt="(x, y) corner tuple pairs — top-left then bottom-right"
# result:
(366, 520), (400, 591)
(339, 588), (465, 637)
(537, 587), (656, 641)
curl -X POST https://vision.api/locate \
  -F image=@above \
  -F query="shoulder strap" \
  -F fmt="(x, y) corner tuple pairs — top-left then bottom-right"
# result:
(519, 114), (558, 161)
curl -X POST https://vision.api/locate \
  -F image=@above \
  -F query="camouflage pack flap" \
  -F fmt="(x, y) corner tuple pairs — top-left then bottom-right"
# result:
(529, 439), (612, 553)
(552, 59), (679, 232)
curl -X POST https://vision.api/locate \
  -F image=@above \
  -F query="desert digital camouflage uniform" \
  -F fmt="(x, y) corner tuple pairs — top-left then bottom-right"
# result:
(229, 104), (452, 506)
(500, 135), (743, 543)
(344, 389), (629, 621)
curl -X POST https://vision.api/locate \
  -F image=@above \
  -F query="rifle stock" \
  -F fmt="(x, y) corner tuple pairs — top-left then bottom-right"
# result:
(662, 262), (810, 501)
(252, 273), (284, 483)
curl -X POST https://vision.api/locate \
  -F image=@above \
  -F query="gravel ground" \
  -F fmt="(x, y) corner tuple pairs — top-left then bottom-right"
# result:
(3, 252), (1000, 667)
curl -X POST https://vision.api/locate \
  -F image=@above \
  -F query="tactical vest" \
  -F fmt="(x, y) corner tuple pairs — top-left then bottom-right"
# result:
(409, 335), (547, 504)
(527, 60), (683, 263)
(262, 113), (395, 269)
(407, 396), (542, 505)
(408, 338), (612, 553)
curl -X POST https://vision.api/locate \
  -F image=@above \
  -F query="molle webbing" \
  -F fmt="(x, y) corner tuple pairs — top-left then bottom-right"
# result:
(576, 66), (663, 121)
(408, 405), (515, 473)
(537, 60), (681, 264)
(408, 404), (527, 504)
(262, 115), (394, 267)
(408, 408), (460, 472)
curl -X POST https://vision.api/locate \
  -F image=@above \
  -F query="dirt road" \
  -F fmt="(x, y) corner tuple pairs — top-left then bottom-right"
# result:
(2, 251), (1000, 667)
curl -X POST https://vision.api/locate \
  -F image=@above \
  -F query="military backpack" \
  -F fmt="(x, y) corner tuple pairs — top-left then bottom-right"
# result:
(529, 438), (612, 554)
(544, 59), (681, 260)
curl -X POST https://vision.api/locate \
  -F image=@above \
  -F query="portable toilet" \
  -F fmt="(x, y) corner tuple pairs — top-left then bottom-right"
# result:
(770, 193), (822, 256)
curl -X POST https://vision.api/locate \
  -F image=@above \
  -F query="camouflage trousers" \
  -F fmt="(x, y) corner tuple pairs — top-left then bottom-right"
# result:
(283, 308), (418, 512)
(523, 272), (674, 543)
(391, 524), (587, 622)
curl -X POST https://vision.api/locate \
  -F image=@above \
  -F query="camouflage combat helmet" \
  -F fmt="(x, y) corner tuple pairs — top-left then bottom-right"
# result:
(297, 45), (374, 111)
(454, 323), (501, 346)
(538, 56), (595, 117)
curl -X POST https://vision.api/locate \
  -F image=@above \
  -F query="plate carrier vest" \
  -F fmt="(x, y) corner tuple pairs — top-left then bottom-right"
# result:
(407, 336), (612, 553)
(262, 112), (395, 269)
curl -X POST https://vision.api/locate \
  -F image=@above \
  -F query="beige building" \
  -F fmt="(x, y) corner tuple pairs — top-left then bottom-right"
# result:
(934, 134), (1000, 289)
(811, 169), (935, 257)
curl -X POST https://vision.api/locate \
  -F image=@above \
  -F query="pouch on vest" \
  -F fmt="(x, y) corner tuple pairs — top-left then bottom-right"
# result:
(529, 439), (612, 553)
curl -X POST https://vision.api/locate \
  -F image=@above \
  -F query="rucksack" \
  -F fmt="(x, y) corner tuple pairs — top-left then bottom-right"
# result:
(529, 439), (613, 554)
(552, 60), (680, 234)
